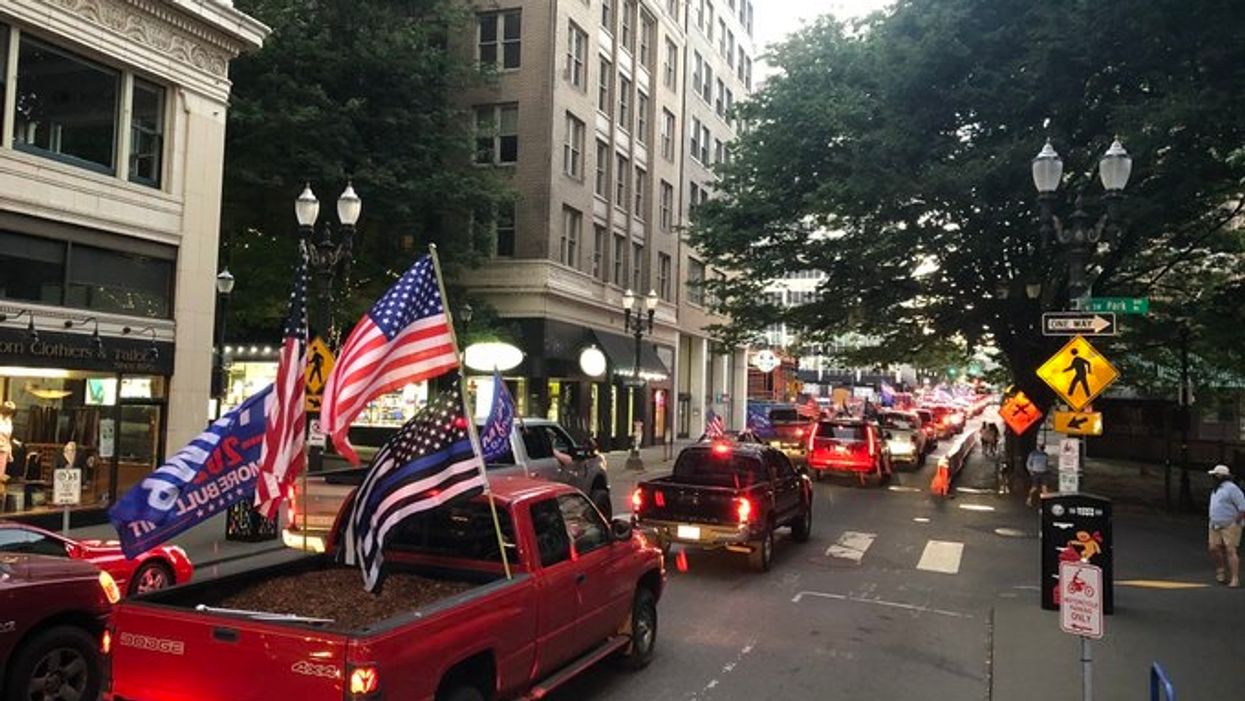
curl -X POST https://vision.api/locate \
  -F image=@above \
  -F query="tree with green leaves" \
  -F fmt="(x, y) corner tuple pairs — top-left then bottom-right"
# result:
(692, 0), (1245, 417)
(221, 0), (513, 342)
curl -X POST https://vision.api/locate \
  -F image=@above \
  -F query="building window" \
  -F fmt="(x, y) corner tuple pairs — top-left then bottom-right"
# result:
(564, 112), (585, 178)
(602, 0), (614, 30)
(658, 253), (672, 301)
(744, 55), (753, 91)
(738, 49), (747, 82)
(714, 138), (724, 164)
(706, 1), (715, 40)
(689, 181), (704, 211)
(632, 242), (644, 292)
(688, 259), (706, 306)
(659, 180), (674, 232)
(690, 117), (702, 164)
(725, 89), (735, 120)
(593, 224), (607, 279)
(746, 2), (754, 36)
(14, 38), (119, 174)
(634, 167), (646, 218)
(699, 124), (711, 163)
(663, 39), (678, 90)
(0, 230), (65, 305)
(660, 109), (676, 161)
(495, 203), (516, 257)
(66, 244), (174, 318)
(715, 77), (725, 116)
(567, 22), (587, 88)
(129, 79), (165, 188)
(718, 19), (727, 56)
(615, 154), (629, 205)
(475, 104), (519, 164)
(702, 63), (714, 103)
(639, 12), (655, 67)
(613, 233), (626, 285)
(620, 1), (636, 51)
(636, 92), (649, 144)
(598, 58), (612, 114)
(696, 0), (706, 29)
(478, 10), (521, 70)
(618, 76), (631, 130)
(692, 51), (704, 99)
(595, 139), (609, 197)
(560, 206), (582, 269)
(727, 30), (736, 67)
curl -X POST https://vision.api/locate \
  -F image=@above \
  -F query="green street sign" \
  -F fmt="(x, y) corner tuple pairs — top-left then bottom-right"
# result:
(1088, 297), (1149, 315)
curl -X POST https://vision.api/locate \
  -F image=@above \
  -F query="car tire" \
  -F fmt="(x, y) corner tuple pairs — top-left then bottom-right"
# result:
(129, 560), (174, 596)
(5, 625), (101, 701)
(790, 501), (812, 543)
(748, 522), (774, 572)
(438, 685), (485, 701)
(590, 486), (613, 520)
(619, 587), (658, 671)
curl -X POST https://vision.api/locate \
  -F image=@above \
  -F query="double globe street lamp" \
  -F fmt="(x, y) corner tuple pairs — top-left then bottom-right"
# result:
(622, 288), (659, 471)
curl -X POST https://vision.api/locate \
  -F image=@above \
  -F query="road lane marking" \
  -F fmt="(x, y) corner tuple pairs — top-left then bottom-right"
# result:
(994, 527), (1031, 538)
(888, 486), (922, 493)
(917, 540), (964, 574)
(956, 487), (994, 495)
(957, 503), (996, 512)
(1117, 579), (1210, 590)
(913, 517), (931, 523)
(791, 590), (971, 619)
(825, 531), (876, 562)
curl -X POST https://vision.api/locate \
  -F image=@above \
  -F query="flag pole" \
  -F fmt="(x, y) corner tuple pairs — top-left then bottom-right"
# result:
(427, 244), (512, 580)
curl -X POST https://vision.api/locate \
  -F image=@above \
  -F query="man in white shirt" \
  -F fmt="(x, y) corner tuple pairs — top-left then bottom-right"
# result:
(1207, 464), (1245, 587)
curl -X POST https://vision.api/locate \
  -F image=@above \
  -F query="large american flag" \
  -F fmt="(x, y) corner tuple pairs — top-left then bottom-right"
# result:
(254, 243), (309, 519)
(704, 408), (725, 438)
(343, 382), (487, 591)
(321, 255), (459, 464)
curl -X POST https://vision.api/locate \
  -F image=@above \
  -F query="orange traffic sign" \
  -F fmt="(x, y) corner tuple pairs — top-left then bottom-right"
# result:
(305, 337), (335, 412)
(1000, 390), (1043, 435)
(1036, 336), (1119, 412)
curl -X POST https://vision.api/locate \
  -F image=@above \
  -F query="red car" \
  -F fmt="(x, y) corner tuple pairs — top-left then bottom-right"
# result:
(807, 418), (894, 485)
(0, 521), (193, 596)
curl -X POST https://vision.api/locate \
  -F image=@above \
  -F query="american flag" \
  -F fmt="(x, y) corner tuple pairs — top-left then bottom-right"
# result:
(254, 243), (309, 519)
(343, 381), (487, 591)
(704, 408), (725, 438)
(321, 255), (459, 464)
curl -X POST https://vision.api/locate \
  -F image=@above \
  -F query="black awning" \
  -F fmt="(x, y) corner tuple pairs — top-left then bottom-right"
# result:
(592, 329), (670, 381)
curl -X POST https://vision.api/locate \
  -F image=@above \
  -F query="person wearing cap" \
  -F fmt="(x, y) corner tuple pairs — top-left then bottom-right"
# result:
(1207, 464), (1245, 587)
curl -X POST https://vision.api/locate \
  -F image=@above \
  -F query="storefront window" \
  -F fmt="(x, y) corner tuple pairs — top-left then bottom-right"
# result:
(65, 244), (173, 318)
(129, 79), (165, 187)
(13, 37), (120, 173)
(0, 231), (65, 304)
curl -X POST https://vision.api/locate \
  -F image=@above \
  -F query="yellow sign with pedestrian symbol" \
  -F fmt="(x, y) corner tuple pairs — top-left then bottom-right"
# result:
(1036, 336), (1119, 412)
(1054, 411), (1103, 436)
(305, 337), (335, 412)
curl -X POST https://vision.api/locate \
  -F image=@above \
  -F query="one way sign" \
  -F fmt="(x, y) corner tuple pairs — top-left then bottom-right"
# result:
(1042, 312), (1116, 337)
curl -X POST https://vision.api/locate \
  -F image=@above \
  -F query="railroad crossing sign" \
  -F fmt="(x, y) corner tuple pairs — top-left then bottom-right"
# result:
(1054, 411), (1103, 436)
(1042, 312), (1116, 336)
(1000, 390), (1043, 435)
(305, 337), (335, 412)
(1037, 336), (1120, 412)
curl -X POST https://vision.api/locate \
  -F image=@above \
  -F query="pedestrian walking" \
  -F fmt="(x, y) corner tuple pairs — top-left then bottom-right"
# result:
(979, 420), (999, 456)
(1207, 464), (1245, 587)
(1025, 444), (1049, 507)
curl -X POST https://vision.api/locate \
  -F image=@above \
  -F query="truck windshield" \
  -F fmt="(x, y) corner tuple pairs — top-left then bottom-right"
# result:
(769, 408), (801, 422)
(672, 451), (767, 486)
(389, 501), (517, 563)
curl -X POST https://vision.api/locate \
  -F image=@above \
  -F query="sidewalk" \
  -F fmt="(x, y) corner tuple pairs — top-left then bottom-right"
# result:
(68, 510), (287, 573)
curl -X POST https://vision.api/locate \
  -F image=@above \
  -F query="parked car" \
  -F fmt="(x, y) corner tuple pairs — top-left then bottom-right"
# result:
(632, 441), (812, 572)
(877, 410), (928, 469)
(285, 418), (609, 552)
(0, 552), (119, 701)
(806, 418), (894, 485)
(105, 478), (664, 701)
(0, 521), (193, 595)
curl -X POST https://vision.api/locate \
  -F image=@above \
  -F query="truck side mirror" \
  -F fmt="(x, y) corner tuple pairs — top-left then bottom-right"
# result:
(610, 519), (633, 542)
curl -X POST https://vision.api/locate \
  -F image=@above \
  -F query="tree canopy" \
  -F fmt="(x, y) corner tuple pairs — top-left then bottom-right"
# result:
(692, 0), (1245, 406)
(221, 0), (512, 343)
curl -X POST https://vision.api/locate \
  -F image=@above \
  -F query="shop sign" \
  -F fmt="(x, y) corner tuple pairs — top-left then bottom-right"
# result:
(752, 349), (780, 373)
(0, 327), (174, 375)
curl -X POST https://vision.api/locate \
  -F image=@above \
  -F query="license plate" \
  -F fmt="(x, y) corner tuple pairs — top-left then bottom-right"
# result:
(677, 525), (701, 540)
(834, 445), (849, 454)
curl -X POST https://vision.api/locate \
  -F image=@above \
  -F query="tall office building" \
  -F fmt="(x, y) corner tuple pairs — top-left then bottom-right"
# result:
(460, 0), (755, 449)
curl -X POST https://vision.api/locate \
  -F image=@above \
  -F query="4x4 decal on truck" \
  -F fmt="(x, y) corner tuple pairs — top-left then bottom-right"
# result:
(291, 661), (341, 679)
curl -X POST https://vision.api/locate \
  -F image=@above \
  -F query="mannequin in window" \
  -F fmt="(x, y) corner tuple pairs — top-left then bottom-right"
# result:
(0, 401), (18, 497)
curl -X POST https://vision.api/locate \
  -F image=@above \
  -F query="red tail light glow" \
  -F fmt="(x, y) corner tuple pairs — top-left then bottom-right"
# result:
(795, 428), (804, 438)
(631, 488), (643, 511)
(349, 666), (380, 696)
(711, 441), (731, 456)
(100, 629), (112, 655)
(867, 429), (877, 458)
(655, 490), (667, 508)
(736, 497), (753, 523)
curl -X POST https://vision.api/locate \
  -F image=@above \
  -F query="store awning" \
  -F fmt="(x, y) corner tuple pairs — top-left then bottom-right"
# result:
(592, 330), (670, 382)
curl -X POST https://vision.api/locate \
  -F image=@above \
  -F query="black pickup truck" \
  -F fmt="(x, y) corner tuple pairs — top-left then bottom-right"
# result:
(631, 441), (813, 572)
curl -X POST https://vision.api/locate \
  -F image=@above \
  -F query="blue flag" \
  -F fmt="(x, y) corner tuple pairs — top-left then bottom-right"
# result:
(479, 371), (515, 463)
(746, 404), (776, 438)
(109, 386), (272, 558)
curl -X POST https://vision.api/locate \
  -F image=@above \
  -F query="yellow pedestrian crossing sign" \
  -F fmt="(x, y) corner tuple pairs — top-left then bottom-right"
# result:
(1036, 336), (1119, 412)
(305, 337), (335, 412)
(1054, 411), (1103, 436)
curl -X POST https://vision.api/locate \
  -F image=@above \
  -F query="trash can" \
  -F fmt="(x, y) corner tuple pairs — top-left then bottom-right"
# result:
(224, 500), (278, 542)
(1040, 493), (1113, 614)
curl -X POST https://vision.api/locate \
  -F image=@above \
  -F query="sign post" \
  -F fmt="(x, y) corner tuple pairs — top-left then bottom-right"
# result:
(53, 467), (82, 534)
(1060, 561), (1104, 701)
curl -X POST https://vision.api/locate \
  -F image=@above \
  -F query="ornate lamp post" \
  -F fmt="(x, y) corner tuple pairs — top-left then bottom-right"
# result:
(212, 269), (235, 418)
(622, 288), (659, 471)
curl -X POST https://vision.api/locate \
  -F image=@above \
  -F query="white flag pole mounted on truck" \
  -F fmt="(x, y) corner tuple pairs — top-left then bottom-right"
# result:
(428, 243), (513, 580)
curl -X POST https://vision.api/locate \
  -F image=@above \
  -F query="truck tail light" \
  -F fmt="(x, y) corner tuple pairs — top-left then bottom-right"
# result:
(631, 488), (644, 512)
(348, 664), (381, 699)
(100, 629), (112, 655)
(867, 430), (877, 458)
(736, 497), (753, 524)
(99, 571), (121, 604)
(286, 484), (297, 527)
(654, 490), (666, 508)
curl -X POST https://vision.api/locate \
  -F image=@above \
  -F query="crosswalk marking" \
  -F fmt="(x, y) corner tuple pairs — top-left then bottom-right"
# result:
(826, 531), (877, 562)
(916, 540), (964, 574)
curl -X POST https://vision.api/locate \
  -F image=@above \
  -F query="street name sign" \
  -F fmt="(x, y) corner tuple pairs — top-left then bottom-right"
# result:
(304, 337), (336, 412)
(1054, 411), (1103, 436)
(1000, 390), (1043, 435)
(1036, 336), (1120, 412)
(53, 468), (82, 506)
(1087, 297), (1149, 315)
(1042, 312), (1116, 336)
(1059, 562), (1104, 639)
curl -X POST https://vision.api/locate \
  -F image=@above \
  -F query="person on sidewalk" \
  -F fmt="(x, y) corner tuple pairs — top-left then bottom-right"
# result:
(1207, 464), (1245, 587)
(1025, 444), (1049, 507)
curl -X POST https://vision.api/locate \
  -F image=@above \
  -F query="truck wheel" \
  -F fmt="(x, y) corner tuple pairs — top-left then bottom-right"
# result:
(590, 487), (613, 519)
(791, 501), (812, 543)
(438, 686), (485, 701)
(6, 625), (100, 701)
(620, 588), (658, 670)
(748, 523), (774, 572)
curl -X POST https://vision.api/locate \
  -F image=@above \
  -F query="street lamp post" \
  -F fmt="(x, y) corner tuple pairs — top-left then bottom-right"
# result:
(622, 289), (659, 471)
(296, 183), (363, 473)
(1032, 138), (1132, 305)
(212, 269), (235, 419)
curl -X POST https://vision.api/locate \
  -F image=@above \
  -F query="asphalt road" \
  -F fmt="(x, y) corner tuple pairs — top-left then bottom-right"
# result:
(554, 423), (1040, 701)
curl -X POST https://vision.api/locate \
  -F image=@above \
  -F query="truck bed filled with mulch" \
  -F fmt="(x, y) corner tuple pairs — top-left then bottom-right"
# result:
(215, 568), (477, 631)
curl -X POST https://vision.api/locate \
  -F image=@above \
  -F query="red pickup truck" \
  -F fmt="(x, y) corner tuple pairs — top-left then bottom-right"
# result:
(104, 477), (665, 701)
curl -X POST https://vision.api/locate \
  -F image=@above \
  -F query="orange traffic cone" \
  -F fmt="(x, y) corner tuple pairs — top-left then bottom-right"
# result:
(929, 458), (951, 497)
